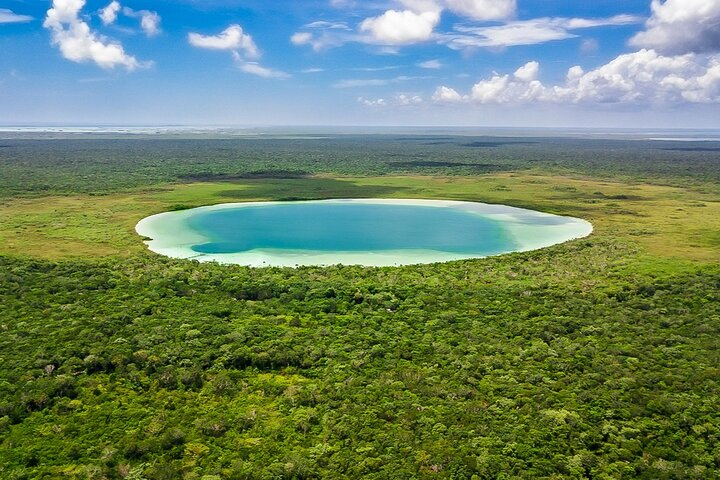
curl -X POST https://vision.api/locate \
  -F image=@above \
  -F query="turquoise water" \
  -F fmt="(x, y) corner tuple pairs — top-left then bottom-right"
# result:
(135, 199), (593, 267)
(188, 203), (517, 255)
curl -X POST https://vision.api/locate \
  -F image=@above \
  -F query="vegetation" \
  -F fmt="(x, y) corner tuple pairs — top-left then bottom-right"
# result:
(2, 134), (720, 198)
(0, 133), (719, 479)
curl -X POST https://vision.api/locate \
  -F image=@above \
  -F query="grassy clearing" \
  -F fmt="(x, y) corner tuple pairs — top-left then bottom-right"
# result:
(0, 173), (717, 263)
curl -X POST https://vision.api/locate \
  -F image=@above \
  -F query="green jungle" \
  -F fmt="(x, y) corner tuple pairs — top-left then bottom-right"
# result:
(0, 133), (719, 479)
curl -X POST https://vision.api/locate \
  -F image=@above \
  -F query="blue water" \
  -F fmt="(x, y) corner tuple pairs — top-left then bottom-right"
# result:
(188, 203), (517, 255)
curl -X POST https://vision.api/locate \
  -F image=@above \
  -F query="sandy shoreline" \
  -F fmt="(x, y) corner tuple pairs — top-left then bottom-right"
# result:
(135, 199), (593, 267)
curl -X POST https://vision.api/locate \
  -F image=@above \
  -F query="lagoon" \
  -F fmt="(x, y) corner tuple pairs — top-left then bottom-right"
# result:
(136, 199), (592, 267)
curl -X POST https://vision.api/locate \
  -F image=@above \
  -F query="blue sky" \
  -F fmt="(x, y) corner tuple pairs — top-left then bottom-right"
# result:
(1, 0), (719, 127)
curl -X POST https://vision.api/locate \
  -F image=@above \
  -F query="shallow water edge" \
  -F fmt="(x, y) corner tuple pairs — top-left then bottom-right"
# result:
(135, 199), (593, 267)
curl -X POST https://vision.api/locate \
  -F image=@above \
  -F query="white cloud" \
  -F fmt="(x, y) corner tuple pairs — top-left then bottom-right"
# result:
(469, 72), (546, 103)
(291, 32), (313, 45)
(564, 15), (640, 29)
(99, 2), (161, 37)
(469, 75), (509, 103)
(400, 0), (443, 13)
(0, 8), (33, 24)
(290, 21), (354, 51)
(432, 85), (464, 102)
(304, 21), (350, 30)
(123, 7), (161, 37)
(448, 20), (573, 49)
(99, 1), (120, 25)
(358, 96), (387, 107)
(358, 93), (424, 106)
(188, 25), (259, 58)
(238, 61), (290, 79)
(445, 0), (516, 21)
(44, 0), (146, 70)
(139, 12), (161, 37)
(514, 60), (539, 81)
(434, 51), (720, 105)
(418, 59), (443, 69)
(397, 93), (424, 105)
(294, 4), (635, 51)
(360, 9), (440, 45)
(558, 50), (720, 104)
(190, 25), (287, 79)
(295, 5), (444, 50)
(630, 0), (720, 55)
(445, 15), (641, 49)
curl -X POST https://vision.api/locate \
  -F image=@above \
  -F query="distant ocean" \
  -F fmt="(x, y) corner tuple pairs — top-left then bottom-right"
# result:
(1, 125), (719, 141)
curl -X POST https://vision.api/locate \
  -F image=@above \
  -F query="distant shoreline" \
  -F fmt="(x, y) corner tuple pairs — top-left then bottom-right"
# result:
(1, 125), (719, 141)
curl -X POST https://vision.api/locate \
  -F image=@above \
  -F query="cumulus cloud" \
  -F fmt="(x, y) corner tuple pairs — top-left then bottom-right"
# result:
(360, 9), (441, 45)
(433, 51), (720, 105)
(467, 65), (546, 103)
(445, 15), (641, 49)
(44, 0), (147, 70)
(558, 50), (720, 103)
(630, 0), (720, 55)
(513, 60), (539, 81)
(432, 85), (464, 102)
(0, 8), (33, 24)
(99, 1), (120, 25)
(445, 0), (516, 21)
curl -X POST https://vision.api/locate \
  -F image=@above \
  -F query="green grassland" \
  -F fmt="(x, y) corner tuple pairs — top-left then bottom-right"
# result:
(1, 135), (719, 479)
(1, 173), (718, 263)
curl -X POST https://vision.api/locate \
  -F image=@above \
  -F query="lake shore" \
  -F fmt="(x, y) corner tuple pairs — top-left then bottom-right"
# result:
(136, 198), (593, 267)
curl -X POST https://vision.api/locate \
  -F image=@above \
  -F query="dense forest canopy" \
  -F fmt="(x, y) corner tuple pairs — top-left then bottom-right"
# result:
(1, 134), (720, 197)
